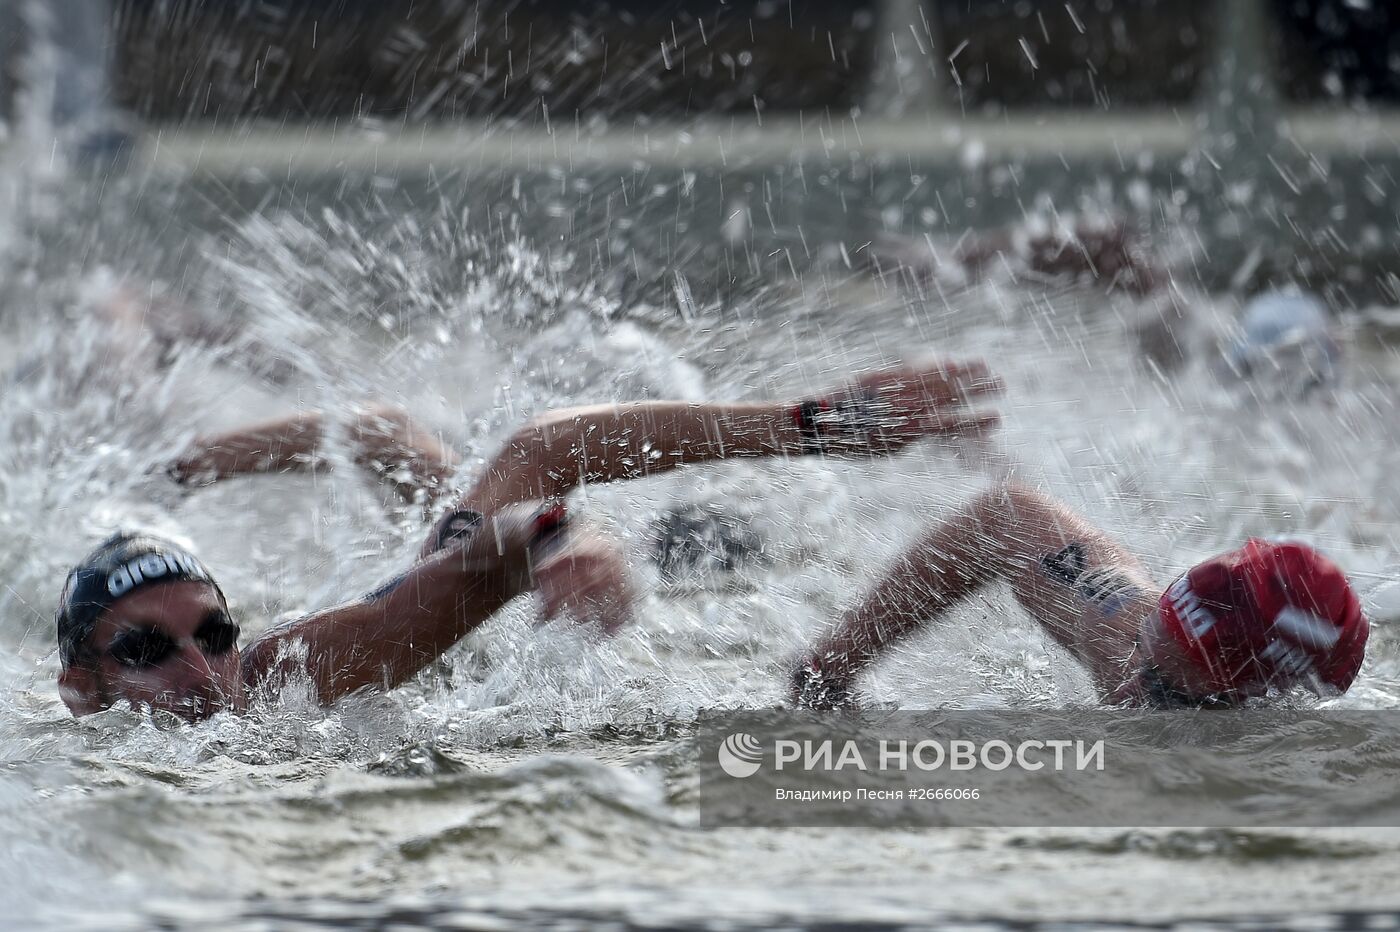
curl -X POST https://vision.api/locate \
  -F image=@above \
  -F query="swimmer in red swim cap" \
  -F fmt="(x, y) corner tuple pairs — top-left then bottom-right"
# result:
(792, 484), (1369, 709)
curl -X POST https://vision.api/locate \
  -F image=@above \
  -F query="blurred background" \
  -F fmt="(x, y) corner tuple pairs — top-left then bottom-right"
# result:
(4, 0), (1400, 302)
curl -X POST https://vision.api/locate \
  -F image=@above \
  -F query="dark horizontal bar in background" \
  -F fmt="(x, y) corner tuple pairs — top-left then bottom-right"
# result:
(106, 0), (1400, 124)
(1273, 0), (1400, 103)
(111, 0), (878, 123)
(925, 0), (1399, 111)
(932, 0), (1215, 110)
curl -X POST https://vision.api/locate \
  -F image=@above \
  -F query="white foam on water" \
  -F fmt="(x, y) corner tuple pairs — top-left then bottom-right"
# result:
(0, 165), (1398, 925)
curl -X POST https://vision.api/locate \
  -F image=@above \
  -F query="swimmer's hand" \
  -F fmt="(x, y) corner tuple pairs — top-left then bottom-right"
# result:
(164, 443), (224, 487)
(806, 360), (1003, 455)
(788, 658), (856, 711)
(163, 434), (320, 488)
(532, 530), (636, 636)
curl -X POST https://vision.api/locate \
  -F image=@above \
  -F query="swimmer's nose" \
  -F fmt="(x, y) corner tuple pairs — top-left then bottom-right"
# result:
(176, 639), (217, 677)
(168, 642), (226, 715)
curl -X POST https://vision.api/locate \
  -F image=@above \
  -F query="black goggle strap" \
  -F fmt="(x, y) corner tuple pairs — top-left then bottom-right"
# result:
(1138, 663), (1231, 709)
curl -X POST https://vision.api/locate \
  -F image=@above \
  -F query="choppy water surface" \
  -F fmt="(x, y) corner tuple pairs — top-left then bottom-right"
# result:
(2, 158), (1399, 931)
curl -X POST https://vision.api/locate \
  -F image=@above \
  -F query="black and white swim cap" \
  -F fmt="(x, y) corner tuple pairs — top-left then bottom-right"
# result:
(55, 532), (224, 666)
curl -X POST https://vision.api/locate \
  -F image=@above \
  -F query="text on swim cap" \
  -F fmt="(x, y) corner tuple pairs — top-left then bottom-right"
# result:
(106, 550), (209, 599)
(1258, 637), (1317, 679)
(1271, 606), (1342, 651)
(1166, 575), (1217, 640)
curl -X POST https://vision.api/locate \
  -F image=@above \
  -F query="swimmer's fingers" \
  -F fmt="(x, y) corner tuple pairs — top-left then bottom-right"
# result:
(852, 359), (1004, 409)
(814, 359), (1003, 455)
(892, 360), (1004, 437)
(163, 449), (220, 487)
(533, 537), (635, 636)
(537, 557), (606, 619)
(575, 558), (636, 636)
(539, 574), (633, 636)
(581, 571), (636, 637)
(914, 359), (1005, 406)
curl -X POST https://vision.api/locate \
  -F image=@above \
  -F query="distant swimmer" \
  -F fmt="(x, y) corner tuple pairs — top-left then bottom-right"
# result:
(56, 359), (1003, 721)
(791, 484), (1369, 709)
(870, 216), (1194, 374)
(5, 277), (300, 393)
(873, 219), (1346, 392)
(1219, 288), (1340, 397)
(870, 215), (1164, 297)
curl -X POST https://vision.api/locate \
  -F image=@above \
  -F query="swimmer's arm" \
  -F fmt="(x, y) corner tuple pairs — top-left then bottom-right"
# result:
(793, 484), (1146, 706)
(241, 505), (538, 704)
(453, 360), (1002, 514)
(452, 401), (804, 511)
(169, 405), (461, 505)
(793, 488), (1015, 706)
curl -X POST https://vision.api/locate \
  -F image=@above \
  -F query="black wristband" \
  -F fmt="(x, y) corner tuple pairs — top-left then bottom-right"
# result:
(792, 399), (830, 455)
(792, 390), (882, 455)
(429, 508), (485, 555)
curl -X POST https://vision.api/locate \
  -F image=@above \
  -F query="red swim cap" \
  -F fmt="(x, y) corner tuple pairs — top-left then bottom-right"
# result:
(1157, 539), (1368, 695)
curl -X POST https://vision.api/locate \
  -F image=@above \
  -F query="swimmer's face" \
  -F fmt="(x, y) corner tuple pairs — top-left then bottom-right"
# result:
(1136, 611), (1269, 704)
(59, 581), (246, 721)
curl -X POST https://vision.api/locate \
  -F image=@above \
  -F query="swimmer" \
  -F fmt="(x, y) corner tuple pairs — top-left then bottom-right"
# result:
(1218, 288), (1341, 397)
(57, 359), (1003, 721)
(6, 277), (297, 394)
(872, 216), (1164, 297)
(791, 484), (1369, 709)
(55, 504), (582, 721)
(164, 358), (1004, 555)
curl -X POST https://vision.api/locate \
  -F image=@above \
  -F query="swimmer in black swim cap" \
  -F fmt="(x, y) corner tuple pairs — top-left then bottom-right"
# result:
(56, 502), (583, 721)
(56, 532), (244, 720)
(59, 356), (998, 721)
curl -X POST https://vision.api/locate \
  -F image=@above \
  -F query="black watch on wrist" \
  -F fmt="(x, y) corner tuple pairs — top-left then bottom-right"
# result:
(430, 508), (485, 555)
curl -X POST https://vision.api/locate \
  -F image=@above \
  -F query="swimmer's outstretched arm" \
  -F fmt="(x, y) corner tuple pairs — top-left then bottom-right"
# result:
(791, 484), (1156, 707)
(239, 501), (614, 705)
(169, 404), (461, 504)
(446, 360), (1003, 521)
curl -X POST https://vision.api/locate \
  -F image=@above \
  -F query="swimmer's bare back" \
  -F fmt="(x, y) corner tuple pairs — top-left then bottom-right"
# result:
(794, 484), (1159, 707)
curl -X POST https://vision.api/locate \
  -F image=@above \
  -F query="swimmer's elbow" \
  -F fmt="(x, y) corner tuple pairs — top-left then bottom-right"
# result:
(1002, 481), (1053, 511)
(506, 414), (565, 457)
(963, 482), (1068, 542)
(973, 481), (1052, 515)
(469, 416), (577, 504)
